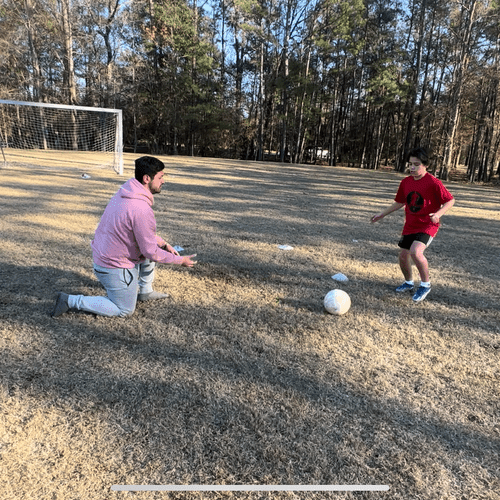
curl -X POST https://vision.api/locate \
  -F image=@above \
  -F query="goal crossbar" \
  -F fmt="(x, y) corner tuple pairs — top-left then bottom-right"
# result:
(0, 100), (123, 175)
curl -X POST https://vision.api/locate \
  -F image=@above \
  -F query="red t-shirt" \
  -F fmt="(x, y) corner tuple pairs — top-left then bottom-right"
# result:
(394, 173), (454, 237)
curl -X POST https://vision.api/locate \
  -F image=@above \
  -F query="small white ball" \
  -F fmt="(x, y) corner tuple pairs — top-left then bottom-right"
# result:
(324, 289), (351, 315)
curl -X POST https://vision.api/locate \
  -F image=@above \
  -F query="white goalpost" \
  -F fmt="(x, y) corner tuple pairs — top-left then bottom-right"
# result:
(0, 100), (123, 175)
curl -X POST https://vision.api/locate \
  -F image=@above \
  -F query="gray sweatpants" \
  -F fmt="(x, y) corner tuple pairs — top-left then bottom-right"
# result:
(68, 260), (156, 317)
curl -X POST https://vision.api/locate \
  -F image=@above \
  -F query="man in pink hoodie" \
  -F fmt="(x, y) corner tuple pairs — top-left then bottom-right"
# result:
(52, 156), (197, 318)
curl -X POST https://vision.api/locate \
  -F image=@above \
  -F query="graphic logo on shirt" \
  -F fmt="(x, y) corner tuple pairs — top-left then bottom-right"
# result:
(407, 191), (424, 213)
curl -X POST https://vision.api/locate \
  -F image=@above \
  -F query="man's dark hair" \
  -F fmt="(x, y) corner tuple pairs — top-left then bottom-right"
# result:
(135, 156), (165, 183)
(407, 147), (430, 166)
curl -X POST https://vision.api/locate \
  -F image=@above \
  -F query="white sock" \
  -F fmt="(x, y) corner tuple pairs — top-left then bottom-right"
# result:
(68, 294), (78, 309)
(406, 280), (414, 285)
(420, 281), (431, 288)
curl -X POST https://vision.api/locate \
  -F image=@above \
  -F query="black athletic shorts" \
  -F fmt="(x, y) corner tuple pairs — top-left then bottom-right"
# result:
(398, 233), (433, 250)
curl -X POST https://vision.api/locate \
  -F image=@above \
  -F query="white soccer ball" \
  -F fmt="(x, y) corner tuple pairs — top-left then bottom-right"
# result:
(324, 289), (351, 315)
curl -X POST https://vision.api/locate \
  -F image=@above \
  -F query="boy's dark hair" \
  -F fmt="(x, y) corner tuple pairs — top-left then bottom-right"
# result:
(407, 147), (430, 166)
(135, 156), (165, 183)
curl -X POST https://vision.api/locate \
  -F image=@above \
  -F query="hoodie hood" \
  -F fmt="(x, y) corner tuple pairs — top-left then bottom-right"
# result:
(119, 178), (154, 207)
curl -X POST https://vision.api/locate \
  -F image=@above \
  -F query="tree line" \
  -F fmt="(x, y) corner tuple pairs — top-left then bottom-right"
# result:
(1, 0), (499, 182)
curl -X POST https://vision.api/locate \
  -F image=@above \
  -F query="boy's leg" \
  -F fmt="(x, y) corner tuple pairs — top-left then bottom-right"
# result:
(409, 240), (430, 283)
(398, 248), (413, 282)
(395, 234), (433, 301)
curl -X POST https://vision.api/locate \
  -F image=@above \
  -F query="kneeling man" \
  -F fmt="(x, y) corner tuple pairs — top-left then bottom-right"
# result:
(52, 156), (197, 318)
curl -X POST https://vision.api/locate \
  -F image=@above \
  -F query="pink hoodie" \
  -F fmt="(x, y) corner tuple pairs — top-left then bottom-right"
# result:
(91, 178), (183, 269)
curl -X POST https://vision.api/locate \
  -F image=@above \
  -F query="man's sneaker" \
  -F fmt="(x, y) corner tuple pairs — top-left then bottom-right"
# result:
(413, 285), (431, 302)
(137, 291), (169, 302)
(395, 282), (414, 293)
(52, 292), (70, 317)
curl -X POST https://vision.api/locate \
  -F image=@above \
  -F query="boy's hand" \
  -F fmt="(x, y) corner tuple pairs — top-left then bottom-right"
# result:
(371, 213), (384, 223)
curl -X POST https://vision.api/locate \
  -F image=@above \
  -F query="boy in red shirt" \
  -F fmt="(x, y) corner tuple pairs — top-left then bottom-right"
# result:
(371, 147), (455, 302)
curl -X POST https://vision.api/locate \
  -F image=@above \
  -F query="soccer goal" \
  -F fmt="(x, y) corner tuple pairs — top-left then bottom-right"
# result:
(0, 100), (123, 175)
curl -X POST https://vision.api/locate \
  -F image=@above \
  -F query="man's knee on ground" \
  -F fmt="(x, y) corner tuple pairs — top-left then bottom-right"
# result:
(117, 305), (136, 318)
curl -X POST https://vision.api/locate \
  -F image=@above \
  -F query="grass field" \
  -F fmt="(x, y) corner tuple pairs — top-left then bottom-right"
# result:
(0, 154), (499, 500)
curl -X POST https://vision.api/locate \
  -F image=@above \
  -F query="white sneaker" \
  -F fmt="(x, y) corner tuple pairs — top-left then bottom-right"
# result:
(137, 291), (169, 302)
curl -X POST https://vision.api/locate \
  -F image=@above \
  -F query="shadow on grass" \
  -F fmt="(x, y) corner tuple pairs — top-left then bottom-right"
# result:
(1, 160), (499, 498)
(0, 261), (498, 497)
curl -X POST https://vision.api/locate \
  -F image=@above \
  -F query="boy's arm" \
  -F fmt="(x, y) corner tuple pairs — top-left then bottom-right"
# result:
(371, 202), (405, 223)
(430, 198), (455, 223)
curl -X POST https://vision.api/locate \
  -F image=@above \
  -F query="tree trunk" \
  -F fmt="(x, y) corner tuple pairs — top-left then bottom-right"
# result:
(257, 31), (264, 162)
(398, 0), (427, 172)
(440, 0), (478, 180)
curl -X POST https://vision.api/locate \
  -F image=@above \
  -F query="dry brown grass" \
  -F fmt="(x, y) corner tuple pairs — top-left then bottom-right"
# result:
(0, 155), (499, 500)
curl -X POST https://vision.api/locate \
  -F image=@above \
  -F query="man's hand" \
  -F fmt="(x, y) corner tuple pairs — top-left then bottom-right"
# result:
(181, 254), (197, 268)
(162, 243), (180, 256)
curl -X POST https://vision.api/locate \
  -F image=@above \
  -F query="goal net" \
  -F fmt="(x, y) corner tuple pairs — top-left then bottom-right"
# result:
(0, 100), (123, 175)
